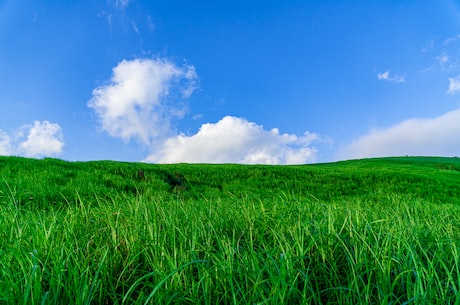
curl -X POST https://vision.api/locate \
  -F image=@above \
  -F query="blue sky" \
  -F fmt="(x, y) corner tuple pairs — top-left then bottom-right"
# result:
(1, 0), (460, 164)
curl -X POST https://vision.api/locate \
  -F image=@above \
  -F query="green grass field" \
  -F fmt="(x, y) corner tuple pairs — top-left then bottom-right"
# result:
(0, 156), (459, 304)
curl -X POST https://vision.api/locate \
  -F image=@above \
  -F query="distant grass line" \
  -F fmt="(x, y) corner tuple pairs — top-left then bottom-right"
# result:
(1, 156), (460, 205)
(0, 156), (459, 304)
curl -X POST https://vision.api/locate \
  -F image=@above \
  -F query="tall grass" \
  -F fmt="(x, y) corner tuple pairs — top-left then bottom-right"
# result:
(1, 178), (459, 304)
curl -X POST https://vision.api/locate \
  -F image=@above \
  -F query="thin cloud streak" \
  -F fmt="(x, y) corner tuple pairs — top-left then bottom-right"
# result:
(377, 70), (405, 83)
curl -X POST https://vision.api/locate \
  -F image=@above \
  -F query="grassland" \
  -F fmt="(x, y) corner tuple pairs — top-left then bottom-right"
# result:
(0, 156), (459, 304)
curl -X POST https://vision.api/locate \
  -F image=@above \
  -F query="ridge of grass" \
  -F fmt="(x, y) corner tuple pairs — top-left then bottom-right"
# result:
(1, 155), (460, 206)
(0, 156), (459, 304)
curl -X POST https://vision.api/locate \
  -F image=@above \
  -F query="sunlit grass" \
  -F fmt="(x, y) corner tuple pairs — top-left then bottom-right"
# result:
(1, 189), (459, 304)
(0, 156), (459, 304)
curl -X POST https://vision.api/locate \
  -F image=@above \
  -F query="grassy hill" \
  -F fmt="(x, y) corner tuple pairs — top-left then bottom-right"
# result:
(0, 156), (459, 304)
(2, 155), (460, 206)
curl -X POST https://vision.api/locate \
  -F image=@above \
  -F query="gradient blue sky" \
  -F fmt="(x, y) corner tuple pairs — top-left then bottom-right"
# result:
(1, 0), (460, 164)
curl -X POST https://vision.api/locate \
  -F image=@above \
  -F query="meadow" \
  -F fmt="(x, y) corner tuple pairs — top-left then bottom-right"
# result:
(0, 156), (459, 304)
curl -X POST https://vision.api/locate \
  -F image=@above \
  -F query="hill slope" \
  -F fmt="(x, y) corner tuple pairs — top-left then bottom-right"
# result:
(1, 156), (459, 206)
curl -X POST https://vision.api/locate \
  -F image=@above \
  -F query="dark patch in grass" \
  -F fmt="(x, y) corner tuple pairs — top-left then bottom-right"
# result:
(436, 163), (460, 171)
(137, 169), (145, 180)
(154, 169), (189, 192)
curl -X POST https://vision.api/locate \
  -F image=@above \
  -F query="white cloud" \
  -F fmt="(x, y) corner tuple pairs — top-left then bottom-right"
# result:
(88, 58), (198, 145)
(443, 34), (460, 46)
(17, 121), (64, 158)
(448, 76), (460, 94)
(145, 116), (318, 164)
(377, 70), (405, 83)
(0, 121), (64, 158)
(112, 0), (131, 9)
(340, 108), (460, 159)
(0, 131), (12, 155)
(90, 58), (320, 164)
(131, 19), (140, 34)
(437, 52), (449, 66)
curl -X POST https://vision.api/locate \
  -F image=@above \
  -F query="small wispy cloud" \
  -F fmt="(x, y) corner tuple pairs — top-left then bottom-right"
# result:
(437, 52), (449, 67)
(0, 121), (64, 158)
(448, 76), (460, 94)
(111, 0), (131, 10)
(377, 70), (405, 83)
(420, 35), (460, 91)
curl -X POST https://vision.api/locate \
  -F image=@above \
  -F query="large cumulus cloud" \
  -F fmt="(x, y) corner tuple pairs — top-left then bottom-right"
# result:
(88, 58), (319, 164)
(145, 116), (318, 164)
(88, 58), (198, 145)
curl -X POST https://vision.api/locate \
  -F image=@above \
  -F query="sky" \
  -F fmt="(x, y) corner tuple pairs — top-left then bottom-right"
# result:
(1, 0), (460, 164)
